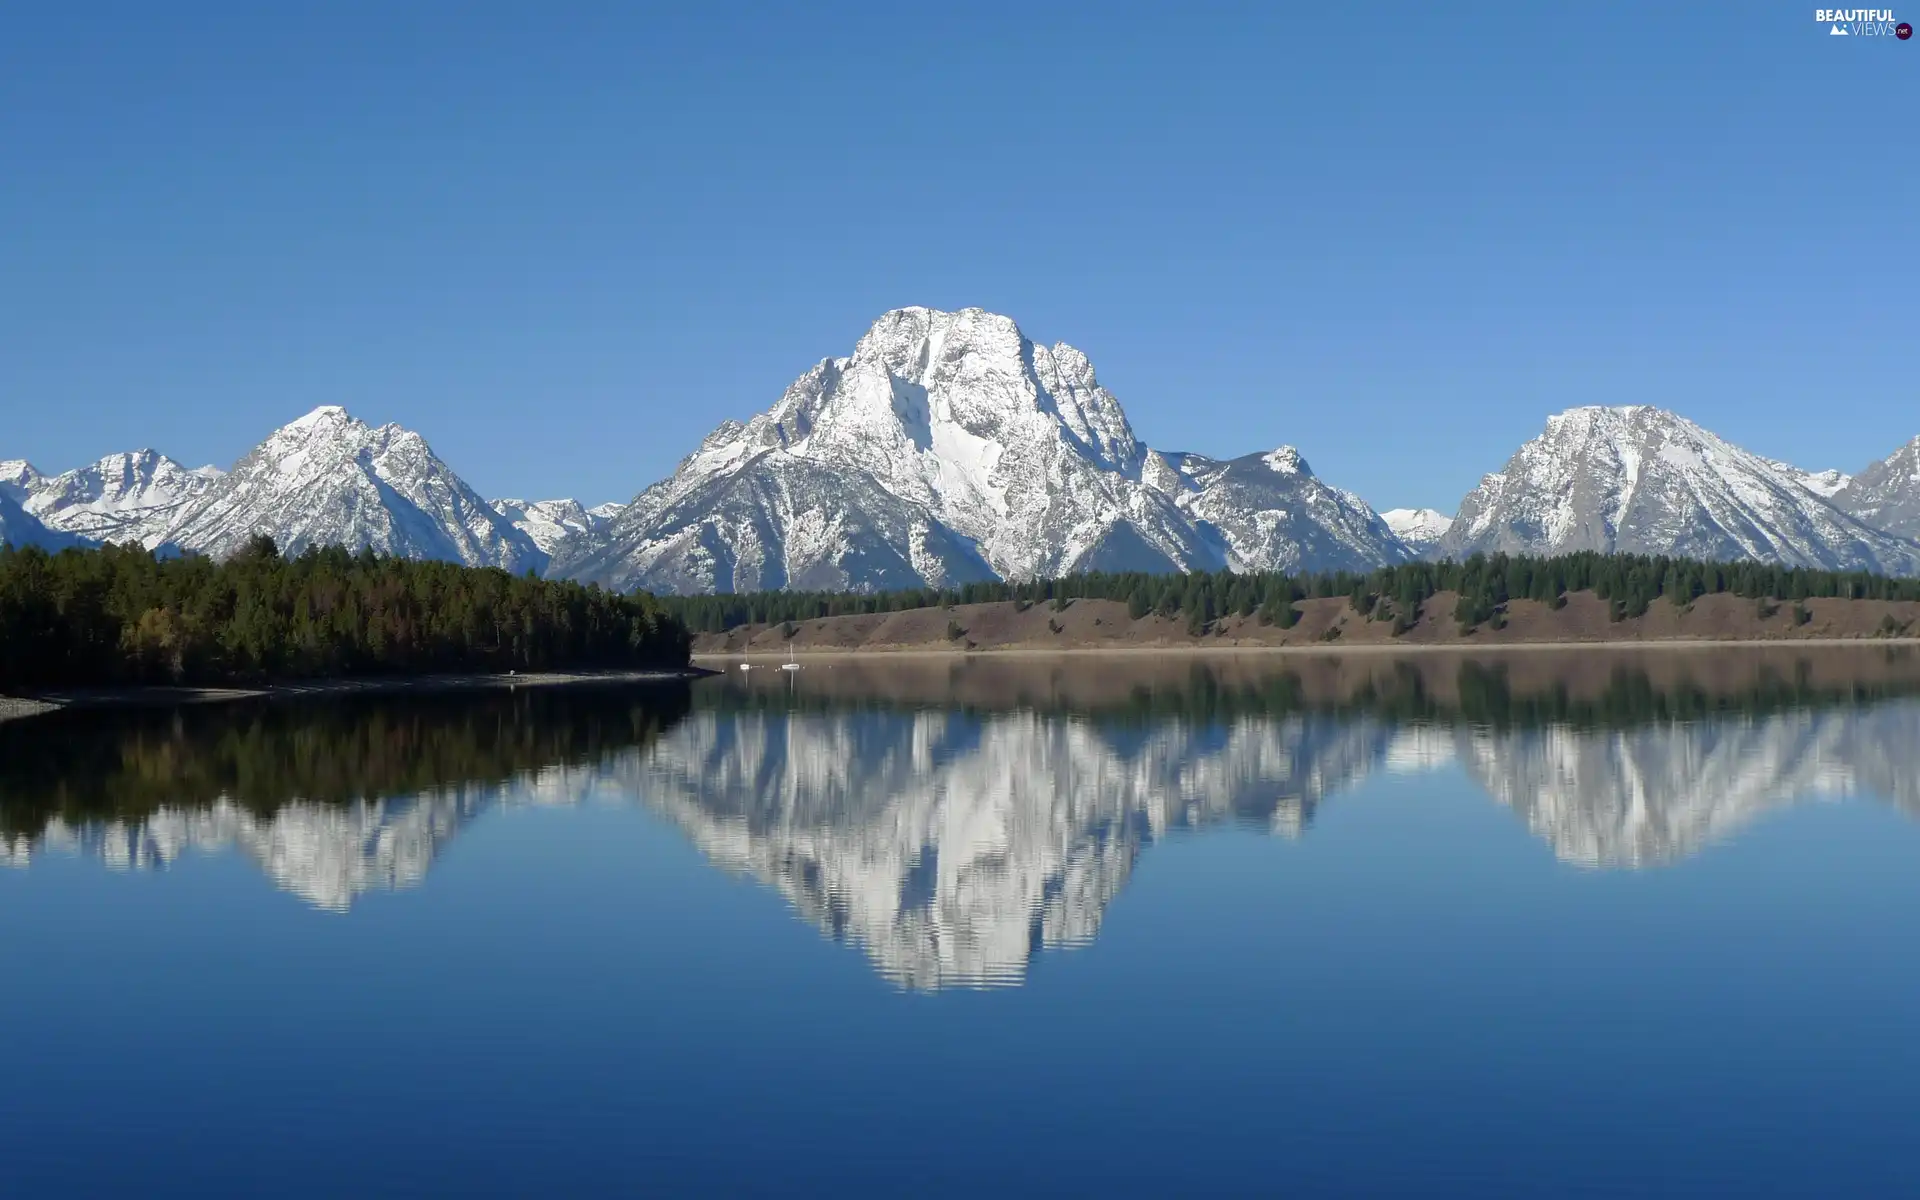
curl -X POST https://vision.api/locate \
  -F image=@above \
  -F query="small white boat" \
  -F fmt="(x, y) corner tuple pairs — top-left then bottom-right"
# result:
(739, 663), (752, 671)
(781, 650), (800, 672)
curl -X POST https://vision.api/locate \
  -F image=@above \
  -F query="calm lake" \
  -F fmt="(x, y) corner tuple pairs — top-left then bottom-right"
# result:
(7, 648), (1920, 1197)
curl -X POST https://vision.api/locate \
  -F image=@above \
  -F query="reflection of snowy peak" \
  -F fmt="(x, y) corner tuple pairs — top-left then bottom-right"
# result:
(637, 708), (1393, 987)
(1458, 720), (1843, 867)
(7, 790), (486, 911)
(1437, 406), (1920, 571)
(553, 308), (1403, 593)
(15, 699), (1920, 985)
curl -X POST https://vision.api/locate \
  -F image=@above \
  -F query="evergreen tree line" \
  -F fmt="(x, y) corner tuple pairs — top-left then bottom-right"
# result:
(0, 538), (690, 689)
(659, 551), (1920, 636)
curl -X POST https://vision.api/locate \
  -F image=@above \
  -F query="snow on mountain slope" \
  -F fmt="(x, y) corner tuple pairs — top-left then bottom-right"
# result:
(558, 452), (1000, 593)
(1770, 462), (1851, 499)
(17, 450), (222, 547)
(1144, 447), (1410, 572)
(1380, 507), (1453, 552)
(160, 406), (547, 571)
(489, 497), (615, 557)
(0, 491), (87, 551)
(555, 307), (1397, 593)
(1832, 435), (1920, 540)
(1435, 406), (1920, 572)
(0, 460), (43, 503)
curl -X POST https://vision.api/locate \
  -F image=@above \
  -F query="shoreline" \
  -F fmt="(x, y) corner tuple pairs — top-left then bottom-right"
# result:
(690, 592), (1920, 657)
(697, 637), (1920, 661)
(0, 666), (712, 724)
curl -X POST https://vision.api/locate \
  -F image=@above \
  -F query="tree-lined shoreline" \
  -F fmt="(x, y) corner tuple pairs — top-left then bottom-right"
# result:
(0, 538), (691, 691)
(664, 552), (1920, 637)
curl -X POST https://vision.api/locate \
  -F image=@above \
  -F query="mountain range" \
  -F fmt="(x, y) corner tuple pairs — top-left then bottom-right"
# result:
(8, 306), (1920, 589)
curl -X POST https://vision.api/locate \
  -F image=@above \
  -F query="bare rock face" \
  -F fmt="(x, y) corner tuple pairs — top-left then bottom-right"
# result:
(554, 307), (1406, 593)
(1436, 405), (1920, 572)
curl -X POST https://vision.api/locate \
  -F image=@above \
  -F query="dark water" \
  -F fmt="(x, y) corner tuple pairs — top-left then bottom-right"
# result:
(7, 648), (1920, 1197)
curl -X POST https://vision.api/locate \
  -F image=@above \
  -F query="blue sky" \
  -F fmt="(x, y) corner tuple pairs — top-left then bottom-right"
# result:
(3, 2), (1914, 511)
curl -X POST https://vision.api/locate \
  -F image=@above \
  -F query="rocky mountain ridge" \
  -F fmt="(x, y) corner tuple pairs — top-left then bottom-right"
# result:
(7, 450), (222, 548)
(1434, 405), (1920, 573)
(10, 311), (1920, 592)
(550, 308), (1412, 593)
(488, 497), (622, 557)
(1381, 507), (1453, 552)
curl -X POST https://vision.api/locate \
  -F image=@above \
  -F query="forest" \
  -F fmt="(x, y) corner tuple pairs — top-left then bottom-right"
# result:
(658, 551), (1920, 636)
(0, 538), (690, 689)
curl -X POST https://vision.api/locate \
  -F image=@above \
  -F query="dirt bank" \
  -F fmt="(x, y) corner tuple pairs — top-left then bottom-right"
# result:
(692, 592), (1920, 657)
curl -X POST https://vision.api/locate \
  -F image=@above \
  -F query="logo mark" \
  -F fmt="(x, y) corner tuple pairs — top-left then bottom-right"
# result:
(1815, 7), (1904, 34)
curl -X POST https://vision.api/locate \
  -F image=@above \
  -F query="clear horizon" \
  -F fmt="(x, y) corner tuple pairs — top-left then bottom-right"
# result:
(4, 3), (1914, 512)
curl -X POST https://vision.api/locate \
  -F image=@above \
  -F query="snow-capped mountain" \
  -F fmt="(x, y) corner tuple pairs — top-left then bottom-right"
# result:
(1772, 462), (1852, 499)
(0, 460), (43, 502)
(159, 406), (547, 571)
(552, 307), (1406, 593)
(1436, 406), (1920, 572)
(1381, 507), (1453, 553)
(1147, 447), (1411, 573)
(12, 450), (222, 548)
(1832, 436), (1920, 541)
(489, 498), (619, 557)
(0, 491), (86, 551)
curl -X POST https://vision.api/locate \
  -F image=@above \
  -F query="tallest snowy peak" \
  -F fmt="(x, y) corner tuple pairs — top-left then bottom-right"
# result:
(285, 404), (356, 430)
(553, 306), (1406, 593)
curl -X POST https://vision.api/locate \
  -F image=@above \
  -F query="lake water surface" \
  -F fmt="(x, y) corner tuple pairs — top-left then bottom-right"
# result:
(7, 648), (1920, 1197)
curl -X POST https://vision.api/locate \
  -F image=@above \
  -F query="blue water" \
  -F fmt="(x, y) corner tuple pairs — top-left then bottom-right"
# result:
(5, 658), (1920, 1196)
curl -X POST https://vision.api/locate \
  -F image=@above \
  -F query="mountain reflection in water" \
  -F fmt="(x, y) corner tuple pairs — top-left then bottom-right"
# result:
(7, 648), (1920, 988)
